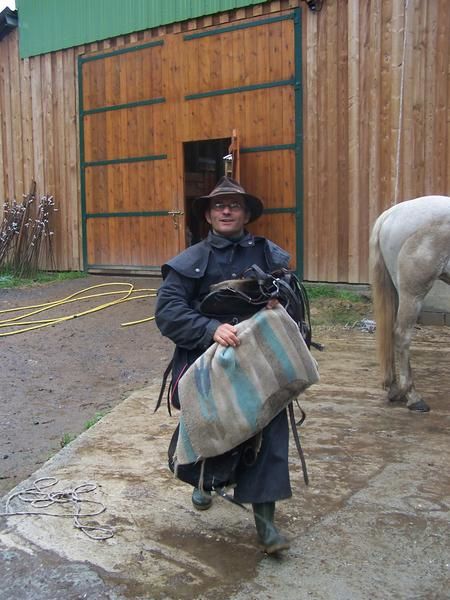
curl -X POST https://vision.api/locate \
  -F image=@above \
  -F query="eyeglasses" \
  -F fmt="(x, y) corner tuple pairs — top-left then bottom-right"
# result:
(210, 201), (245, 212)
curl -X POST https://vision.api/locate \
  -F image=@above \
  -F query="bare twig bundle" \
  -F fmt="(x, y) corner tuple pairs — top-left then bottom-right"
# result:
(0, 181), (57, 277)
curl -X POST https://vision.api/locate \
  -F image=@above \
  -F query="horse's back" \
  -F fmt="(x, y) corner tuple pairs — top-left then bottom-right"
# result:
(378, 195), (449, 246)
(375, 195), (450, 286)
(379, 195), (450, 228)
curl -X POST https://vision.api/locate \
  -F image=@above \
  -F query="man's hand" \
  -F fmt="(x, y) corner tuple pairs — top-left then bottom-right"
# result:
(266, 298), (279, 309)
(213, 323), (240, 347)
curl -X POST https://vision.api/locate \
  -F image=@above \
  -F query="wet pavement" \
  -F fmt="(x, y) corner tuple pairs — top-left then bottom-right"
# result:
(1, 327), (449, 599)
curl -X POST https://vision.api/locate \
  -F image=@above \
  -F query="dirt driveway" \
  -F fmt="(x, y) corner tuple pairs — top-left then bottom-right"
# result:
(0, 275), (173, 497)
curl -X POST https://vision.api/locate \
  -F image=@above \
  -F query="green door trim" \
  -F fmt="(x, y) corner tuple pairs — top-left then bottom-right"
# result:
(183, 12), (293, 41)
(185, 78), (295, 101)
(79, 39), (164, 64)
(241, 143), (296, 153)
(82, 96), (166, 116)
(83, 154), (167, 168)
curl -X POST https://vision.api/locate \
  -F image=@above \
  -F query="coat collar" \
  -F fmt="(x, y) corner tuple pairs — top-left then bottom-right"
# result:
(207, 230), (255, 249)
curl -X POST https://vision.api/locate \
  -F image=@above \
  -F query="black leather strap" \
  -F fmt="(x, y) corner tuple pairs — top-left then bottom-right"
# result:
(154, 358), (173, 415)
(288, 402), (309, 485)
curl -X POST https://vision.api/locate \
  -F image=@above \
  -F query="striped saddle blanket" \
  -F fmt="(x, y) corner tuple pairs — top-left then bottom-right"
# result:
(175, 305), (319, 466)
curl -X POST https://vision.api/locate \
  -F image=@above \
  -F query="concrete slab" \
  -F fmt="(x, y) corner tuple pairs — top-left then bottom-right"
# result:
(1, 328), (449, 600)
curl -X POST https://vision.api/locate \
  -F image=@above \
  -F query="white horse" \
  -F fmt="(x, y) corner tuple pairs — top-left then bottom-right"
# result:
(369, 195), (450, 412)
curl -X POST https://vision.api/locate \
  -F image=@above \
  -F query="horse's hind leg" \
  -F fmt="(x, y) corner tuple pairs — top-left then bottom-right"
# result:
(394, 291), (431, 412)
(396, 233), (450, 411)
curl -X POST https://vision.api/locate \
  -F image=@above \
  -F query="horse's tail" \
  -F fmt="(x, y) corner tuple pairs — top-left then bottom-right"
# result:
(369, 213), (397, 388)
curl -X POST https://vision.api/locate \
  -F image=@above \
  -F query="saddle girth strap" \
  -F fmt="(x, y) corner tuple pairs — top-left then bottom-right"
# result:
(154, 358), (173, 415)
(288, 401), (309, 485)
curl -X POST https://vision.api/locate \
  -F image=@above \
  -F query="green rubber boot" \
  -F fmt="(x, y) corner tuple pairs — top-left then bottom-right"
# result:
(191, 488), (212, 511)
(252, 502), (290, 554)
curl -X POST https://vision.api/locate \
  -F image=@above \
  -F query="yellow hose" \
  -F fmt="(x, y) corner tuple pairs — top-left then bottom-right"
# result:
(121, 316), (156, 327)
(0, 283), (158, 337)
(0, 289), (155, 324)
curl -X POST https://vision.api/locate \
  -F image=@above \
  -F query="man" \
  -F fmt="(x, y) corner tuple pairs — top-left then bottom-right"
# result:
(155, 176), (292, 554)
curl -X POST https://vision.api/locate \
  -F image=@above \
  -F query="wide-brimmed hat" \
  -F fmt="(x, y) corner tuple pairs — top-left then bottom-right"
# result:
(191, 176), (264, 223)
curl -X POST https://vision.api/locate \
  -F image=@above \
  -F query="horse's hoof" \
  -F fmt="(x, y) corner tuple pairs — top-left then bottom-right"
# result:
(407, 399), (430, 413)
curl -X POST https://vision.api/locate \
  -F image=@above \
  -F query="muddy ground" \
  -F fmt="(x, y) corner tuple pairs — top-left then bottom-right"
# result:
(0, 274), (446, 500)
(0, 275), (173, 497)
(0, 275), (377, 498)
(0, 277), (448, 599)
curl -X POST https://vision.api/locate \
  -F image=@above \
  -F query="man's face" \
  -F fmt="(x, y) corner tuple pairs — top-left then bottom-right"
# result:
(205, 194), (250, 237)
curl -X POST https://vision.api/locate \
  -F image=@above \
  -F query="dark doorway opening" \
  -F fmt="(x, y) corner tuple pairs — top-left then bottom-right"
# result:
(183, 138), (230, 245)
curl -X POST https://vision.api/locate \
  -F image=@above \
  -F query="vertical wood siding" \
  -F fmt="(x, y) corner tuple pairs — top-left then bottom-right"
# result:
(0, 29), (81, 270)
(303, 0), (450, 282)
(1, 0), (450, 280)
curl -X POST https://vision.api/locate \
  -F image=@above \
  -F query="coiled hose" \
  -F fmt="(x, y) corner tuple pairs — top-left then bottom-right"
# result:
(0, 282), (157, 337)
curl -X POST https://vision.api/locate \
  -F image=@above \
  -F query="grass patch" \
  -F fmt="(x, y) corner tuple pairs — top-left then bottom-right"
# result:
(84, 411), (108, 430)
(304, 283), (372, 327)
(60, 410), (109, 448)
(60, 432), (76, 448)
(0, 270), (86, 289)
(304, 283), (364, 303)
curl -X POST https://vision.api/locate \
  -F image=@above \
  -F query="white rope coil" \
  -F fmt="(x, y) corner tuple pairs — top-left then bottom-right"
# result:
(0, 477), (114, 541)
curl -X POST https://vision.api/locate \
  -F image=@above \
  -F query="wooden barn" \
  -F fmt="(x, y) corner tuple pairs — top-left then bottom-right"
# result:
(1, 0), (450, 282)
